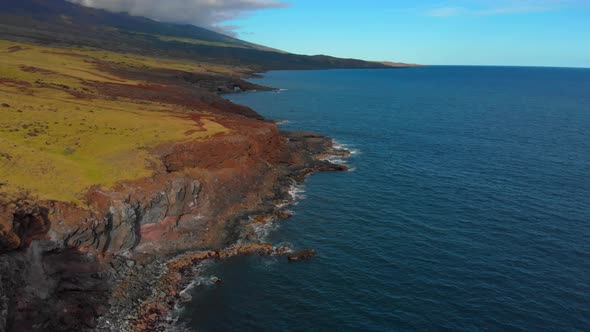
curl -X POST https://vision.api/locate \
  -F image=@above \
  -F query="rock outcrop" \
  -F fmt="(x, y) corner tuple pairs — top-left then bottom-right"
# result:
(0, 113), (347, 331)
(0, 38), (350, 331)
(288, 249), (317, 262)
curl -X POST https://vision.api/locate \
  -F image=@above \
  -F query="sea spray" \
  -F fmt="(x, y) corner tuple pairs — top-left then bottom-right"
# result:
(333, 139), (361, 156)
(251, 217), (280, 241)
(288, 184), (307, 202)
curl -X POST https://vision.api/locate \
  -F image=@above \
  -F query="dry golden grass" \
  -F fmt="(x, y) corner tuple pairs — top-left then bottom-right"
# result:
(0, 40), (230, 203)
(0, 40), (136, 87)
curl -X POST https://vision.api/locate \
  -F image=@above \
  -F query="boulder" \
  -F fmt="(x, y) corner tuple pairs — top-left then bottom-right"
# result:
(287, 249), (316, 262)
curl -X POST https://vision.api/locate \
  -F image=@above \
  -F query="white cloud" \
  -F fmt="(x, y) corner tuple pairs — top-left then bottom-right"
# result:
(68, 0), (289, 34)
(426, 0), (586, 17)
(428, 6), (466, 17)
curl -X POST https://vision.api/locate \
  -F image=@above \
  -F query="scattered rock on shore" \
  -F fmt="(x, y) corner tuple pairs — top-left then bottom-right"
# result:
(287, 249), (317, 262)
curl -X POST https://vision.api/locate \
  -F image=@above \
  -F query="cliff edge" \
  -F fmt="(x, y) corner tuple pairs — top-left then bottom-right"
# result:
(0, 39), (348, 331)
(0, 0), (411, 328)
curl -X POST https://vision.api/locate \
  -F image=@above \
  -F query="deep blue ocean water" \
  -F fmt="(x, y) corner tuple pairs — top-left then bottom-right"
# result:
(177, 67), (590, 331)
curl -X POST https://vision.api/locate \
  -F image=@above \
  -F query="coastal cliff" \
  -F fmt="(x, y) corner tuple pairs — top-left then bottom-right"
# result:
(0, 0), (395, 328)
(0, 39), (348, 331)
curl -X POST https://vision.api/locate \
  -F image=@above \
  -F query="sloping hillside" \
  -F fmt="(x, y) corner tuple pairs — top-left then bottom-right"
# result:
(0, 2), (412, 331)
(0, 35), (349, 332)
(0, 0), (408, 70)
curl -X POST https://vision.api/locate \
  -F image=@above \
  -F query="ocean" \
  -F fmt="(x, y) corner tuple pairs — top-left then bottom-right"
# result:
(175, 67), (590, 331)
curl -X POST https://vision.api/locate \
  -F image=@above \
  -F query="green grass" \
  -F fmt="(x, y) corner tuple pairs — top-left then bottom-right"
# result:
(0, 40), (229, 203)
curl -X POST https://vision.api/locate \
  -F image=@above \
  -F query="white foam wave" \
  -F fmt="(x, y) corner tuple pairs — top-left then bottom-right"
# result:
(322, 156), (348, 165)
(332, 139), (346, 149)
(252, 219), (280, 240)
(333, 140), (361, 155)
(246, 185), (303, 243)
(288, 184), (306, 201)
(169, 261), (219, 330)
(275, 201), (289, 209)
(173, 261), (216, 310)
(275, 119), (291, 126)
(275, 242), (294, 252)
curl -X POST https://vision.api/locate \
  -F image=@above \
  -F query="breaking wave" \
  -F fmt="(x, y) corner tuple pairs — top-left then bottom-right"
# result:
(274, 119), (291, 126)
(288, 184), (306, 202)
(252, 218), (280, 240)
(333, 139), (361, 155)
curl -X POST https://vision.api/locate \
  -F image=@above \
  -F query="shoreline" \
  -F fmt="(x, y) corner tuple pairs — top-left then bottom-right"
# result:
(0, 58), (351, 331)
(94, 130), (352, 331)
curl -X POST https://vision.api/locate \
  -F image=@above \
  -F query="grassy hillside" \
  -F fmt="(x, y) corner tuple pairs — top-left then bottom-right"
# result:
(0, 40), (230, 202)
(0, 0), (403, 70)
(0, 0), (413, 202)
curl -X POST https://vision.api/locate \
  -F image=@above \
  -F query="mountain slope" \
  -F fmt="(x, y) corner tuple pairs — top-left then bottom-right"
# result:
(0, 0), (410, 70)
(1, 0), (267, 50)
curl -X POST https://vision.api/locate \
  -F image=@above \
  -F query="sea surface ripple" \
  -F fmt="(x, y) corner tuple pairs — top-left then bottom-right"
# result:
(176, 66), (590, 331)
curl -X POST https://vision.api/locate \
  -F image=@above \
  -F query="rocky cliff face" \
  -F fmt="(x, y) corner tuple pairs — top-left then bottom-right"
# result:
(0, 38), (350, 330)
(0, 108), (346, 330)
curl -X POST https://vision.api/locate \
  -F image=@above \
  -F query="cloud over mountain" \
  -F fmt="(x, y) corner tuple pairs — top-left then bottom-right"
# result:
(68, 0), (288, 33)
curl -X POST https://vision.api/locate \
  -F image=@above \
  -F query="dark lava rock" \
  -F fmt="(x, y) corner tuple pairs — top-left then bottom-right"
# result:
(287, 249), (317, 262)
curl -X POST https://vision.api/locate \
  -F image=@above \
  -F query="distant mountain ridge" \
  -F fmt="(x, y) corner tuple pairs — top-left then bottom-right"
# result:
(1, 0), (277, 51)
(0, 0), (413, 70)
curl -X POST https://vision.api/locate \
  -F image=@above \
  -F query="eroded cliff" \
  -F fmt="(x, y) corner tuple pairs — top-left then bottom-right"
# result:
(0, 40), (347, 331)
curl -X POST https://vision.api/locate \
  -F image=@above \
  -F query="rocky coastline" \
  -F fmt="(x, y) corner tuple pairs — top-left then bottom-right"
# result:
(95, 131), (350, 332)
(0, 65), (350, 331)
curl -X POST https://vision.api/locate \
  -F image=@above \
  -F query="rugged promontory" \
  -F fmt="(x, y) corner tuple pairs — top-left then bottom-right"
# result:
(0, 0), (408, 329)
(0, 39), (349, 331)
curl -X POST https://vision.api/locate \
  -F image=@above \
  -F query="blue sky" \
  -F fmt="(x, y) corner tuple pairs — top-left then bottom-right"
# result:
(226, 0), (590, 67)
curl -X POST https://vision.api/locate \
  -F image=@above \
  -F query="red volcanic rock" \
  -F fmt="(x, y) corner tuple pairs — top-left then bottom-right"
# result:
(275, 209), (293, 219)
(0, 65), (350, 331)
